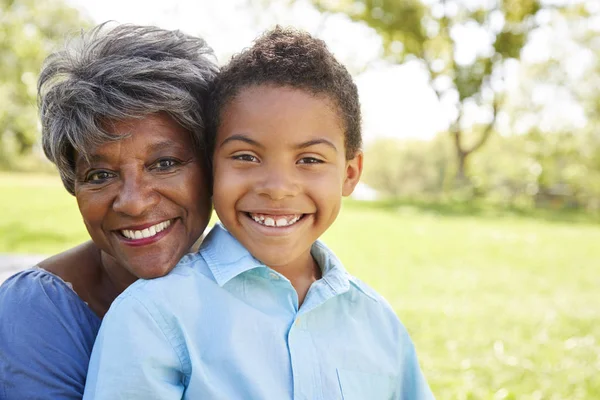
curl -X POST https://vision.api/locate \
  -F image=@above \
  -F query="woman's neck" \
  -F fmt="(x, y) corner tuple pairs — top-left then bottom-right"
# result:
(38, 241), (134, 318)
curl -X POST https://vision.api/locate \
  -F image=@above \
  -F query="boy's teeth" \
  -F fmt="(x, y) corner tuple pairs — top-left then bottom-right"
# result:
(250, 213), (301, 227)
(121, 219), (172, 240)
(276, 218), (288, 227)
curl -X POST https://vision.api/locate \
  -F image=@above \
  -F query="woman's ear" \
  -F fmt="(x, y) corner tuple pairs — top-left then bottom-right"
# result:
(342, 151), (363, 197)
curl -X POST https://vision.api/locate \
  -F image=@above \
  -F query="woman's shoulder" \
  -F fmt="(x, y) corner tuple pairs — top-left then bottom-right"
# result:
(0, 267), (100, 333)
(0, 268), (101, 399)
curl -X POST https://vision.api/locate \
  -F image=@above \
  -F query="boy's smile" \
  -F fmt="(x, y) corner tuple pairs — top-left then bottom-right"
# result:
(212, 85), (362, 273)
(248, 212), (302, 227)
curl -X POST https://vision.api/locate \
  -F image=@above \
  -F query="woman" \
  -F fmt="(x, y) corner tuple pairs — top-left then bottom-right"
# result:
(0, 23), (217, 399)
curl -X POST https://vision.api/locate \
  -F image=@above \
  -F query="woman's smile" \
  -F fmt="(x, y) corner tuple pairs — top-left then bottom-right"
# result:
(117, 218), (176, 245)
(75, 113), (212, 279)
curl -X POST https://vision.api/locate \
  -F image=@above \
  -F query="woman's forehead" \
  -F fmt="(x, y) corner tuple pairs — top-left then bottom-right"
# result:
(74, 114), (196, 167)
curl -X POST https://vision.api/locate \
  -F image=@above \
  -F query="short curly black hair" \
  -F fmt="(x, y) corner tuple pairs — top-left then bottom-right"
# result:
(207, 26), (362, 160)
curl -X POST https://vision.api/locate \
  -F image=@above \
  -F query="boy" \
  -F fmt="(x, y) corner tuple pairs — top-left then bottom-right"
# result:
(84, 27), (434, 399)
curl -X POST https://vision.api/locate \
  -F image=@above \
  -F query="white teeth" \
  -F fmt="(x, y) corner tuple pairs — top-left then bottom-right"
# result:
(250, 214), (302, 227)
(121, 220), (172, 240)
(276, 218), (287, 227)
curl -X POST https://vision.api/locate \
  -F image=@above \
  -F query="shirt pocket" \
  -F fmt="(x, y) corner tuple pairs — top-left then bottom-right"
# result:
(336, 368), (396, 400)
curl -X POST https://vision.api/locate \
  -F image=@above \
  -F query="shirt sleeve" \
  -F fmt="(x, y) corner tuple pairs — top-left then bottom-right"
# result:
(396, 328), (436, 400)
(83, 291), (187, 400)
(0, 269), (101, 400)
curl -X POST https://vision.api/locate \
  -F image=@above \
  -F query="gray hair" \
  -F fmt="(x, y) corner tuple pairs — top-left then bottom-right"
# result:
(38, 23), (218, 195)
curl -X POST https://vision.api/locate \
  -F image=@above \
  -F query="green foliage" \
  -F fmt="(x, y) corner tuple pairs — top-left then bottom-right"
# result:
(2, 172), (599, 398)
(0, 0), (89, 164)
(312, 0), (427, 59)
(311, 0), (540, 95)
(364, 132), (600, 210)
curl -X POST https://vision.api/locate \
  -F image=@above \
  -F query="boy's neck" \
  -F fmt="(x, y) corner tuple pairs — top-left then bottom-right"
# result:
(270, 251), (322, 306)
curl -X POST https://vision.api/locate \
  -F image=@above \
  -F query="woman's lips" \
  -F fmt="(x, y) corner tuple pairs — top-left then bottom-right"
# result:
(118, 219), (175, 246)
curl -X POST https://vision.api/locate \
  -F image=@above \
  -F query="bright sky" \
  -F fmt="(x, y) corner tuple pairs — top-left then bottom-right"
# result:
(65, 0), (591, 142)
(66, 0), (446, 142)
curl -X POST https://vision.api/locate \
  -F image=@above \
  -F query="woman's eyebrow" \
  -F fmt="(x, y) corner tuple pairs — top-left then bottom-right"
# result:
(147, 139), (187, 153)
(219, 134), (264, 149)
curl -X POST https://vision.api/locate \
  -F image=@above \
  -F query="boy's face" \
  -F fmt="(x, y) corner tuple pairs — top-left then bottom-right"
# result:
(212, 85), (362, 270)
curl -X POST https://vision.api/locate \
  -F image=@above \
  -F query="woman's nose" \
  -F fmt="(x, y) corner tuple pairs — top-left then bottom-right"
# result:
(112, 171), (159, 216)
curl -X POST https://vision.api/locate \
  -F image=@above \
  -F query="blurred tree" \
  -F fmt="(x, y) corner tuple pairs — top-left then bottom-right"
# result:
(363, 135), (452, 197)
(497, 1), (600, 209)
(0, 0), (89, 165)
(299, 0), (543, 185)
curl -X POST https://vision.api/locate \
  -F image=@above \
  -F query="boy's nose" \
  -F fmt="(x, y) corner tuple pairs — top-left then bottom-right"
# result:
(255, 167), (300, 200)
(112, 172), (160, 217)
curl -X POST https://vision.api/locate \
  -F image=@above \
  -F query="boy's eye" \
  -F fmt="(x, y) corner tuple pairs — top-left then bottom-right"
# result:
(86, 170), (115, 183)
(298, 157), (324, 165)
(151, 158), (180, 171)
(232, 154), (259, 163)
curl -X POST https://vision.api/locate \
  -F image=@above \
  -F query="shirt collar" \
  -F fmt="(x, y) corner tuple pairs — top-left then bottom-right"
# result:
(311, 241), (378, 301)
(200, 224), (264, 287)
(200, 223), (378, 301)
(311, 241), (350, 295)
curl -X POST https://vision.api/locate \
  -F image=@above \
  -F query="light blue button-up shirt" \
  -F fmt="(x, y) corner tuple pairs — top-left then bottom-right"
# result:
(84, 224), (434, 399)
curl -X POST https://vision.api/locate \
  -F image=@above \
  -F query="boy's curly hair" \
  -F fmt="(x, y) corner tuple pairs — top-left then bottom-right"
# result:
(207, 26), (362, 160)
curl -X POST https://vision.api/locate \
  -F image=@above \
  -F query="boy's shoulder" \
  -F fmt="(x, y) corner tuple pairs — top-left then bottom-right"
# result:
(346, 274), (402, 320)
(116, 251), (211, 304)
(321, 268), (416, 351)
(346, 274), (387, 303)
(313, 241), (403, 324)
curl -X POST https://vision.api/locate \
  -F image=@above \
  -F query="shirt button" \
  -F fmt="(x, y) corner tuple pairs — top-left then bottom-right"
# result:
(269, 272), (280, 280)
(295, 317), (301, 325)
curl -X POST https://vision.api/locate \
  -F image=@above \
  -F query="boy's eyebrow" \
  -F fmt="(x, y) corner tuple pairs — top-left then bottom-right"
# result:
(219, 135), (338, 153)
(219, 134), (264, 149)
(296, 139), (338, 153)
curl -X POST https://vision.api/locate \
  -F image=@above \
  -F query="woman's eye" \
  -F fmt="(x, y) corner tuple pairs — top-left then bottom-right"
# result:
(298, 157), (323, 164)
(232, 154), (259, 163)
(152, 158), (180, 171)
(86, 171), (114, 183)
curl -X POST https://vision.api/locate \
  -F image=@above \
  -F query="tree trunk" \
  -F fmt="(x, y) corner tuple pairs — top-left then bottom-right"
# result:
(450, 123), (470, 186)
(456, 147), (469, 186)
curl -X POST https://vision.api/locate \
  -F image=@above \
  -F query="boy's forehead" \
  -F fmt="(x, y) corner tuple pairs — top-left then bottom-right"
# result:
(225, 84), (345, 128)
(215, 88), (349, 158)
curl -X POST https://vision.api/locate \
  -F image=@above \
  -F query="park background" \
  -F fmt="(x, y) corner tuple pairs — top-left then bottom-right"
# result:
(1, 0), (599, 398)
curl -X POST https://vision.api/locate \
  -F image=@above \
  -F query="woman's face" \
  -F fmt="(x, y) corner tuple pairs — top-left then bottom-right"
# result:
(74, 113), (211, 280)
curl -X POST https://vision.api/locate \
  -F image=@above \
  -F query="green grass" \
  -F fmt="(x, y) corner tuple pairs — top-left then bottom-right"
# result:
(0, 172), (88, 254)
(2, 172), (599, 399)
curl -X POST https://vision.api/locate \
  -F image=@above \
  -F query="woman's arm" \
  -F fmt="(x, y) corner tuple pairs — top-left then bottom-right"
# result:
(0, 269), (100, 400)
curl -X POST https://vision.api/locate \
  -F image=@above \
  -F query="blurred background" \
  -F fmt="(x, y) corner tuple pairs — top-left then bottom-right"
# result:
(1, 0), (599, 398)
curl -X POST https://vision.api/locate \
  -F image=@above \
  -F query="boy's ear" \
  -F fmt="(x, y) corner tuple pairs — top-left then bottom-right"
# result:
(342, 151), (363, 197)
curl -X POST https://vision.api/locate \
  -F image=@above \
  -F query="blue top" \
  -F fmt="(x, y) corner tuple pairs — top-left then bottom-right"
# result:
(0, 268), (101, 400)
(84, 224), (434, 399)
